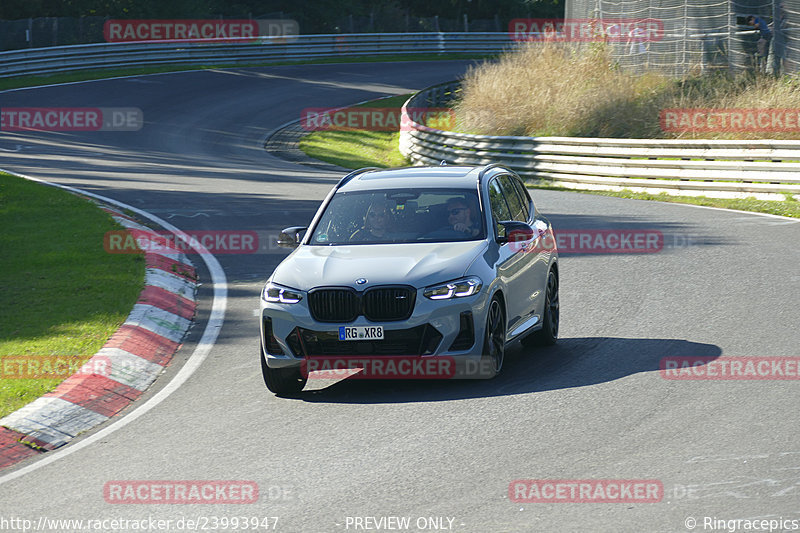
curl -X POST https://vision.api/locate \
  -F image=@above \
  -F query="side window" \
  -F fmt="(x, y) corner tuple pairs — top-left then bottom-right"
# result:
(488, 178), (512, 236)
(511, 177), (533, 221)
(498, 175), (527, 222)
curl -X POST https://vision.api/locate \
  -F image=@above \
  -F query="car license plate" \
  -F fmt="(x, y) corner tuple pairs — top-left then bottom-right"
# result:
(338, 326), (384, 341)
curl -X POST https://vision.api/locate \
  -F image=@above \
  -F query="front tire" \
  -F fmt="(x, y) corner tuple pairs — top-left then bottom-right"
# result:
(481, 296), (506, 378)
(260, 343), (307, 395)
(522, 269), (559, 347)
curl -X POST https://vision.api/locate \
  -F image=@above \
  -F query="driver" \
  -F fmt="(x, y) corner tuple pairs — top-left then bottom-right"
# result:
(350, 202), (392, 241)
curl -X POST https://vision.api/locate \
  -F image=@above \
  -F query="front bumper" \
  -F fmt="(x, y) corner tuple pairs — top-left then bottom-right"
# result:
(260, 287), (492, 373)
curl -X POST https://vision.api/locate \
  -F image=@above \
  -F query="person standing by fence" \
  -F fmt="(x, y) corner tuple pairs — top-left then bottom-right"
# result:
(746, 15), (773, 72)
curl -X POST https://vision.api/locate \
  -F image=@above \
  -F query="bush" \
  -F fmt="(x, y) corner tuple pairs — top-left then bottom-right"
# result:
(452, 43), (800, 140)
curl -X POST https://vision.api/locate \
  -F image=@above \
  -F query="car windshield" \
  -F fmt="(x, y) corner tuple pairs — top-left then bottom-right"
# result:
(309, 188), (485, 245)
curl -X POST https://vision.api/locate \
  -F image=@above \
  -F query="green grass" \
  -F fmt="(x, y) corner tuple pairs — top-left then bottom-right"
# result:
(528, 183), (800, 218)
(0, 53), (496, 93)
(299, 94), (411, 168)
(0, 173), (144, 418)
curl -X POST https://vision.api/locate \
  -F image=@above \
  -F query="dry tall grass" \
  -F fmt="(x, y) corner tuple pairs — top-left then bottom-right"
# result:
(452, 43), (800, 139)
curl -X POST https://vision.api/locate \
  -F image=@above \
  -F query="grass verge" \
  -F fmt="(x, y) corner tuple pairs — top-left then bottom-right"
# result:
(299, 94), (411, 168)
(0, 173), (144, 418)
(530, 184), (800, 218)
(0, 53), (495, 93)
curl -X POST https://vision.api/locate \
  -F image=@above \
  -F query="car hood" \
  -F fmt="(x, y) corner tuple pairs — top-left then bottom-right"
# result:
(271, 241), (488, 290)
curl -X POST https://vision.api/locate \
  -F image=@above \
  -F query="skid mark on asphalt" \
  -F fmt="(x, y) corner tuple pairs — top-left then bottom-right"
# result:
(664, 451), (800, 501)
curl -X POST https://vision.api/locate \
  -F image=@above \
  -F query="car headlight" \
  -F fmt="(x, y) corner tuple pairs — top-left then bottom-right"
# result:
(262, 282), (303, 304)
(423, 277), (482, 300)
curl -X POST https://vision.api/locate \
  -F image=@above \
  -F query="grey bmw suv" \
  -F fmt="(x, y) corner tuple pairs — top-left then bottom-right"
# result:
(259, 164), (559, 394)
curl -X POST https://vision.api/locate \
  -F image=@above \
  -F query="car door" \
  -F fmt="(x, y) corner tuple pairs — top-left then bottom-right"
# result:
(498, 174), (550, 330)
(487, 176), (529, 336)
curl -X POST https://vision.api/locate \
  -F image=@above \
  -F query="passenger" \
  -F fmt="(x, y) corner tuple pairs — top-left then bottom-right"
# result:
(443, 197), (481, 237)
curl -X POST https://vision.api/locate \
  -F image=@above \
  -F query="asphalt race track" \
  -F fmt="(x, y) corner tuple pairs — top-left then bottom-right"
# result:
(1, 61), (799, 532)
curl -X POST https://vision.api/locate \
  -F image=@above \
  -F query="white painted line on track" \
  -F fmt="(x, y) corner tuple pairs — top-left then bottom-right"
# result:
(636, 198), (800, 223)
(0, 168), (227, 487)
(0, 71), (180, 94)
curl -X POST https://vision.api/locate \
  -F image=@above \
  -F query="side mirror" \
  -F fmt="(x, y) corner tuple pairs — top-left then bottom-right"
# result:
(277, 226), (307, 248)
(496, 220), (535, 246)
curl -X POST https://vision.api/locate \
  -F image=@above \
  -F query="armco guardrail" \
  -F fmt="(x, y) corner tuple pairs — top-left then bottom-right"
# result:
(0, 33), (513, 77)
(399, 81), (800, 198)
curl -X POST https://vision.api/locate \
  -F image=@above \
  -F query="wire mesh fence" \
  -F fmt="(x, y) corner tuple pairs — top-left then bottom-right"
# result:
(565, 0), (800, 76)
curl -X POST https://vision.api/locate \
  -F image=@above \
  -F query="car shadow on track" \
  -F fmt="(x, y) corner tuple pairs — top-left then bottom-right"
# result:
(288, 336), (722, 403)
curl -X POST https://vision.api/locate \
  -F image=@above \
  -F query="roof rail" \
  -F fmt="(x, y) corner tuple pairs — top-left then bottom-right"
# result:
(335, 167), (381, 189)
(476, 163), (506, 182)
